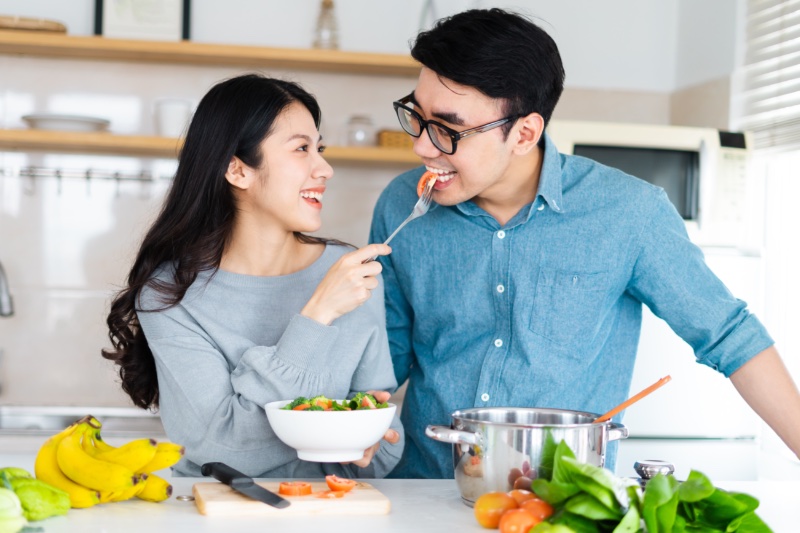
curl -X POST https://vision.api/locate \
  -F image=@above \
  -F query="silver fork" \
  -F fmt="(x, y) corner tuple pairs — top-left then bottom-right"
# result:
(365, 176), (436, 262)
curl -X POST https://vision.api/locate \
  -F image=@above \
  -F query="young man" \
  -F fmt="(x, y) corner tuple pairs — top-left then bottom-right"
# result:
(369, 8), (800, 479)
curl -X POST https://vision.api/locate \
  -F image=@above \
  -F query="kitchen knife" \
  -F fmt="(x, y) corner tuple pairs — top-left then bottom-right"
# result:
(200, 462), (291, 509)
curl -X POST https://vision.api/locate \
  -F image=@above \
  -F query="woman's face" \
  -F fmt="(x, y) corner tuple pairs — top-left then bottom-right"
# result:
(242, 102), (333, 234)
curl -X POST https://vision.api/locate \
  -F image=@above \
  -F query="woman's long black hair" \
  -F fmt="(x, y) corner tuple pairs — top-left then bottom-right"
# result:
(102, 74), (330, 410)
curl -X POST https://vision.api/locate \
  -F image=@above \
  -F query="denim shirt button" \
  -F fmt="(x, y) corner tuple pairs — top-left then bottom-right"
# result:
(496, 284), (505, 293)
(497, 230), (506, 239)
(537, 204), (545, 211)
(494, 339), (503, 347)
(481, 393), (490, 402)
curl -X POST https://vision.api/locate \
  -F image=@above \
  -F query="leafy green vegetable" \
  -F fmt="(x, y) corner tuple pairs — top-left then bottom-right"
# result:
(530, 441), (773, 533)
(533, 440), (634, 513)
(641, 473), (679, 532)
(564, 492), (623, 521)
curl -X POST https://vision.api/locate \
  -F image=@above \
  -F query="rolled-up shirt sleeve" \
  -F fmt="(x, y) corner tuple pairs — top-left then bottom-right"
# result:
(626, 189), (773, 377)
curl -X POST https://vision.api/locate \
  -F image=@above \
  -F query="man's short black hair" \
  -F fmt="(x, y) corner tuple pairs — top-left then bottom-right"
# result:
(411, 8), (565, 133)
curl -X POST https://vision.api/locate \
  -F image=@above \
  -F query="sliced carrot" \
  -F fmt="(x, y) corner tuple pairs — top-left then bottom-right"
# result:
(292, 403), (311, 411)
(315, 490), (347, 499)
(325, 475), (356, 493)
(278, 481), (312, 496)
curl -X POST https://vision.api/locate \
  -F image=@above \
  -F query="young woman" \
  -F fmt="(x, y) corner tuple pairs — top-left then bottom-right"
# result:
(103, 74), (403, 478)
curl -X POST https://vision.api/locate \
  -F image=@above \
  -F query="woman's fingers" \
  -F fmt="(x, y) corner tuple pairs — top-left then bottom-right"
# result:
(345, 428), (399, 468)
(366, 390), (391, 404)
(382, 429), (400, 444)
(350, 243), (391, 263)
(350, 443), (379, 468)
(302, 244), (390, 325)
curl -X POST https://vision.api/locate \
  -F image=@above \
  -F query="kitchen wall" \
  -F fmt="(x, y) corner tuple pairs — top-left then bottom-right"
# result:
(0, 0), (744, 407)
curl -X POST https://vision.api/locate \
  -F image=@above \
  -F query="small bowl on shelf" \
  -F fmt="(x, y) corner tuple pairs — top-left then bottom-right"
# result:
(264, 399), (396, 462)
(22, 114), (110, 132)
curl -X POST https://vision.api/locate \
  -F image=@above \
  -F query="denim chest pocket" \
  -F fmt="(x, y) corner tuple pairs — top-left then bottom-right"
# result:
(528, 268), (610, 350)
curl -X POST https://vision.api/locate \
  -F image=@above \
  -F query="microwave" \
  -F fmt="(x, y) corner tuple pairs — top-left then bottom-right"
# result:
(547, 120), (762, 251)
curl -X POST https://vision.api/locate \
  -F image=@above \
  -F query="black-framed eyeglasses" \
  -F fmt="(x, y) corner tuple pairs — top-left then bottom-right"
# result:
(393, 94), (520, 155)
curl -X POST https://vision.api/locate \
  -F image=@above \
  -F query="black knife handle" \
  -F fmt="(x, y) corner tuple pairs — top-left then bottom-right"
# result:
(201, 462), (253, 487)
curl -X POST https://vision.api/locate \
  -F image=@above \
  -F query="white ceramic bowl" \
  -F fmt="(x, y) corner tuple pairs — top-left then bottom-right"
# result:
(22, 114), (110, 132)
(264, 400), (396, 462)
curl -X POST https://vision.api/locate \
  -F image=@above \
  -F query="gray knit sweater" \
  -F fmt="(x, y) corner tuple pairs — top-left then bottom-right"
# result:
(136, 244), (404, 478)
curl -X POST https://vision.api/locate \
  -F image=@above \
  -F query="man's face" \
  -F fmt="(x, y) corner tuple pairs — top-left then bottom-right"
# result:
(409, 67), (518, 207)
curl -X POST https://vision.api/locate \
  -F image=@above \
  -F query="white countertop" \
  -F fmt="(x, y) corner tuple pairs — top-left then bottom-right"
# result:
(1, 436), (796, 532)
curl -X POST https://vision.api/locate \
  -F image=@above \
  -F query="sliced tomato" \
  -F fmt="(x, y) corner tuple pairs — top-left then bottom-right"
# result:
(315, 490), (347, 499)
(325, 475), (357, 493)
(278, 481), (312, 496)
(360, 396), (377, 409)
(416, 171), (435, 197)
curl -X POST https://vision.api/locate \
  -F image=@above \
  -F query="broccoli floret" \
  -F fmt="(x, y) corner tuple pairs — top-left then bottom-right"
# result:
(282, 397), (310, 410)
(330, 401), (351, 411)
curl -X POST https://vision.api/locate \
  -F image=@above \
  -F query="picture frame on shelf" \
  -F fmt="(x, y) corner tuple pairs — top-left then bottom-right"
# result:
(94, 0), (190, 41)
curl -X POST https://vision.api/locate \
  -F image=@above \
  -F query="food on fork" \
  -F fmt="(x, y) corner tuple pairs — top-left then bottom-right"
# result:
(416, 171), (436, 197)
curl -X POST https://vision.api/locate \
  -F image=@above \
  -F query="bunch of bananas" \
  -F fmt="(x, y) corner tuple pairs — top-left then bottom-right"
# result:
(34, 415), (184, 509)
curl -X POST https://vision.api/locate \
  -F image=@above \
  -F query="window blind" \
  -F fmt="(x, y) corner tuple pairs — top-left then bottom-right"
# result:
(734, 0), (800, 151)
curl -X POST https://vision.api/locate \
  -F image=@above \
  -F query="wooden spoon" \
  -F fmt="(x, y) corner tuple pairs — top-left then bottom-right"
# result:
(594, 375), (672, 423)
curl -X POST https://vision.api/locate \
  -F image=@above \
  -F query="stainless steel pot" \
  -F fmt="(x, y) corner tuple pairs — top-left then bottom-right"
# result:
(426, 407), (628, 506)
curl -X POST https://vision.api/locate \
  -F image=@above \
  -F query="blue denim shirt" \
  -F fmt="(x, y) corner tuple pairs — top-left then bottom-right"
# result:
(369, 132), (773, 479)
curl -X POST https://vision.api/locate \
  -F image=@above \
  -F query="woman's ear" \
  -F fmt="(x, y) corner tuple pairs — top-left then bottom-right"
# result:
(225, 156), (252, 190)
(512, 112), (545, 155)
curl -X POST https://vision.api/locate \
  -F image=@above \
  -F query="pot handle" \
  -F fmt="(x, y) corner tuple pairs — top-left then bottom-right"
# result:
(607, 422), (629, 441)
(425, 425), (482, 446)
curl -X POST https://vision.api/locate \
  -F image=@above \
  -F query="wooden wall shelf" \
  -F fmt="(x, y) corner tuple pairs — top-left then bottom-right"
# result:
(0, 30), (420, 77)
(0, 129), (420, 166)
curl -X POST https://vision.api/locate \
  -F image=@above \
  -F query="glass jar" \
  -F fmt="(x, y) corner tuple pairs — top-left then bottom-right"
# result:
(312, 0), (339, 50)
(346, 115), (376, 146)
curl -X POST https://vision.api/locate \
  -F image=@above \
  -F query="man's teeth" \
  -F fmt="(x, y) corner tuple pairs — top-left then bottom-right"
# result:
(300, 191), (323, 201)
(425, 167), (456, 182)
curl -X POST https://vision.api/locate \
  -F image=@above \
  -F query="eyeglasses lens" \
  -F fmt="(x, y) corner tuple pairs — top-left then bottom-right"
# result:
(395, 103), (454, 154)
(397, 107), (422, 136)
(428, 124), (452, 153)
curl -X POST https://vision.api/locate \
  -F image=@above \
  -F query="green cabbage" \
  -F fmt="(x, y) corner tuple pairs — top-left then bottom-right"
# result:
(0, 487), (26, 533)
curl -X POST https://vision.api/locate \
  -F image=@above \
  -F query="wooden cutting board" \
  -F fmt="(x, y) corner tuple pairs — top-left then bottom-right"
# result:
(193, 480), (391, 516)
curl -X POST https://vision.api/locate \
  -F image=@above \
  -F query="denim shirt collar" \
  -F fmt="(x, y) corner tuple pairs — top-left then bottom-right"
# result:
(535, 131), (564, 216)
(454, 131), (564, 227)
